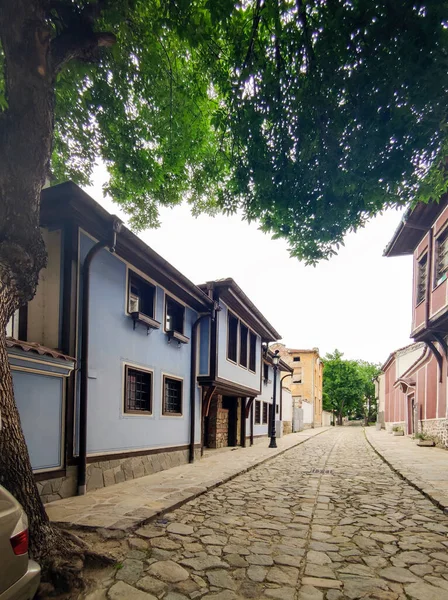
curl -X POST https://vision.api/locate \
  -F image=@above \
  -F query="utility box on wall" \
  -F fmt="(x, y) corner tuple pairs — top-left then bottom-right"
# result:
(275, 420), (283, 438)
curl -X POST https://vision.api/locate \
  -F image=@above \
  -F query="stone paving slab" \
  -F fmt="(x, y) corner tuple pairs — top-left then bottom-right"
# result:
(46, 428), (330, 531)
(365, 427), (448, 512)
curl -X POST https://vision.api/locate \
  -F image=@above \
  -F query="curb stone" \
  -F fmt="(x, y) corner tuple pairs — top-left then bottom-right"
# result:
(364, 427), (448, 515)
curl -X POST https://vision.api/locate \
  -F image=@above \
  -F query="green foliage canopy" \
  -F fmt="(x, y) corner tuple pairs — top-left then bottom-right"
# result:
(2, 0), (447, 263)
(322, 350), (381, 421)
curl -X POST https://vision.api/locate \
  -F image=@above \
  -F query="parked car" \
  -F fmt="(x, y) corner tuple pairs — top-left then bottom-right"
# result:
(0, 484), (40, 600)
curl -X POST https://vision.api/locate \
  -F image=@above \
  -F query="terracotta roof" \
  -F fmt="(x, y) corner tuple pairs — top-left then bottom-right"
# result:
(6, 338), (75, 362)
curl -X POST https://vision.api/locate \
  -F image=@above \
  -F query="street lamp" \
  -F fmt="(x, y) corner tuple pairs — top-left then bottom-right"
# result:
(269, 350), (280, 448)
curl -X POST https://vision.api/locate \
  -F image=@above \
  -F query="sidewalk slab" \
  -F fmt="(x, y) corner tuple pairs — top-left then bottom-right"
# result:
(365, 427), (448, 512)
(46, 427), (330, 532)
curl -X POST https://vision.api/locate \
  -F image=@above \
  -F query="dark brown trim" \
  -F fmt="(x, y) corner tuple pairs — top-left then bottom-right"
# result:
(426, 340), (444, 383)
(18, 305), (28, 341)
(61, 222), (79, 464)
(124, 364), (153, 415)
(433, 332), (448, 361)
(245, 396), (256, 418)
(241, 398), (246, 448)
(162, 374), (184, 416)
(34, 469), (66, 482)
(86, 444), (201, 464)
(203, 385), (217, 418)
(197, 375), (260, 398)
(250, 401), (254, 445)
(210, 289), (219, 380)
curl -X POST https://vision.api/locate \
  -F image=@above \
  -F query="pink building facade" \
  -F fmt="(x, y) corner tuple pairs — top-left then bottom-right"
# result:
(383, 198), (448, 445)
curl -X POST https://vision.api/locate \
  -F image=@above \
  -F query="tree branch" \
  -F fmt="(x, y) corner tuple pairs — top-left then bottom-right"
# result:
(51, 30), (115, 74)
(296, 0), (316, 71)
(48, 1), (116, 74)
(243, 0), (264, 71)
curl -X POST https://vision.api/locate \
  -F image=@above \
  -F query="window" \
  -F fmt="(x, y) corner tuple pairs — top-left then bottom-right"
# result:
(128, 271), (155, 318)
(166, 296), (185, 334)
(227, 313), (238, 362)
(255, 400), (261, 424)
(435, 229), (448, 286)
(276, 403), (279, 415)
(263, 363), (270, 383)
(262, 402), (268, 424)
(239, 323), (248, 367)
(416, 254), (427, 305)
(5, 310), (19, 338)
(293, 367), (303, 384)
(249, 332), (257, 372)
(124, 366), (152, 414)
(163, 376), (183, 415)
(293, 356), (301, 362)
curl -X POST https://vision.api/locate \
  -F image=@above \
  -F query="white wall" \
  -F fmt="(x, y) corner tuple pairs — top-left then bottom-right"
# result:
(396, 344), (424, 378)
(322, 410), (332, 426)
(302, 400), (313, 424)
(282, 387), (292, 423)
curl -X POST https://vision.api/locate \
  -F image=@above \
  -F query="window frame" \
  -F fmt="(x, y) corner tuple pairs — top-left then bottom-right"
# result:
(254, 400), (261, 424)
(127, 270), (156, 319)
(434, 227), (448, 288)
(162, 374), (184, 417)
(227, 311), (239, 363)
(249, 332), (257, 372)
(123, 364), (153, 416)
(165, 295), (185, 335)
(263, 363), (270, 384)
(239, 322), (249, 368)
(262, 402), (268, 424)
(416, 253), (428, 306)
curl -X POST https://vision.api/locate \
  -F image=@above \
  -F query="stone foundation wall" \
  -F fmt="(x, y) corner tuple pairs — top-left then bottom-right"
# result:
(385, 421), (406, 433)
(37, 446), (201, 504)
(421, 419), (448, 447)
(37, 466), (77, 504)
(207, 395), (230, 448)
(283, 421), (292, 435)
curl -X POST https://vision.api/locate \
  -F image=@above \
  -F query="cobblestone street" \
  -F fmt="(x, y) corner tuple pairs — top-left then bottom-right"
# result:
(88, 427), (448, 600)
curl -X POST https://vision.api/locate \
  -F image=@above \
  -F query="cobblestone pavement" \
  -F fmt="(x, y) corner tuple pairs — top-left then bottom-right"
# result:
(86, 426), (448, 600)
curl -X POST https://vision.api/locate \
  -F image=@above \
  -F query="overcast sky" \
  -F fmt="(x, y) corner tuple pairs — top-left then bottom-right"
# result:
(84, 168), (412, 365)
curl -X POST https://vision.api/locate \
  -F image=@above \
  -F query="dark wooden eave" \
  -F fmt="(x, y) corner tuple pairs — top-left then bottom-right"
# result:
(384, 199), (448, 257)
(41, 182), (214, 312)
(198, 278), (281, 342)
(197, 376), (261, 398)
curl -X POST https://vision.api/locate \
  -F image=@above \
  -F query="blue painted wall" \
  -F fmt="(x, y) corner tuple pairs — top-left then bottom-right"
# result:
(80, 233), (202, 456)
(13, 371), (63, 470)
(217, 301), (261, 391)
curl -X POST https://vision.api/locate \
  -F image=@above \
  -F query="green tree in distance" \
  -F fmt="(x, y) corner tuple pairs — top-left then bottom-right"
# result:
(356, 360), (382, 424)
(322, 350), (377, 425)
(0, 0), (447, 581)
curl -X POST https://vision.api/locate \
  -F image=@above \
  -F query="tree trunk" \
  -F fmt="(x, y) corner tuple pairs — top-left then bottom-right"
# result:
(0, 0), (58, 561)
(337, 412), (343, 426)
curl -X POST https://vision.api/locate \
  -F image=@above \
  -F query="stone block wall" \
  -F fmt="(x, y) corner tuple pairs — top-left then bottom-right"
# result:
(37, 446), (201, 504)
(421, 419), (448, 447)
(37, 466), (77, 504)
(207, 395), (230, 448)
(385, 421), (406, 433)
(283, 421), (292, 435)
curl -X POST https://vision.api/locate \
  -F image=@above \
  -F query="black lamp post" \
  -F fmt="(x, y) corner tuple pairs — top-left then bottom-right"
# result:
(269, 350), (280, 448)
